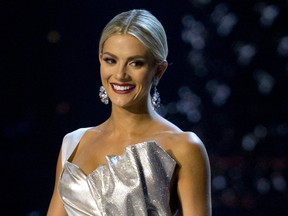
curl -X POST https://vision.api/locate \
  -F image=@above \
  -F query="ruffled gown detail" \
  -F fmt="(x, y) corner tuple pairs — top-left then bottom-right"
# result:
(58, 128), (178, 216)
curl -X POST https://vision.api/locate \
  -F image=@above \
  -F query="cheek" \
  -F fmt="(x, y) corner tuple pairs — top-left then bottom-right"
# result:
(136, 72), (151, 86)
(142, 70), (156, 85)
(100, 65), (110, 81)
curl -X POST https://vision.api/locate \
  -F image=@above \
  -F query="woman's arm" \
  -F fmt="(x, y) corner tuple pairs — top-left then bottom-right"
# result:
(47, 149), (68, 216)
(176, 132), (212, 216)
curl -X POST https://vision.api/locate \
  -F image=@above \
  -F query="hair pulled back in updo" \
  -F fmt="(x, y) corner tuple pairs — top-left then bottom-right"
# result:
(99, 9), (168, 65)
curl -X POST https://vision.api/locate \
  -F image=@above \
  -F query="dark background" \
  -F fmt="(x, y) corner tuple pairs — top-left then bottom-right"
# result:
(1, 0), (288, 215)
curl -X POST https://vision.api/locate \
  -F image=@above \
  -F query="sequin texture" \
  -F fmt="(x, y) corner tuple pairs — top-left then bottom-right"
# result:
(58, 128), (178, 216)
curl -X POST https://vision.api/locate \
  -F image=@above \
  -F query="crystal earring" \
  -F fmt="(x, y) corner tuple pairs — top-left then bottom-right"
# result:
(99, 86), (109, 104)
(151, 79), (161, 110)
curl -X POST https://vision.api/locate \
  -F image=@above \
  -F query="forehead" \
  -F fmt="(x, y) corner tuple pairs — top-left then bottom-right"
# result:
(102, 34), (151, 58)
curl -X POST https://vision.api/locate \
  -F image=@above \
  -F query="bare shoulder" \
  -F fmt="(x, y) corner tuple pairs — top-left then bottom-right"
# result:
(161, 131), (204, 150)
(80, 124), (107, 141)
(168, 132), (211, 215)
(156, 116), (206, 155)
(162, 131), (209, 167)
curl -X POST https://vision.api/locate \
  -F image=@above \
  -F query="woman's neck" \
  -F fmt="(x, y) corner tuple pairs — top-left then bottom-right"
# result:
(106, 104), (160, 138)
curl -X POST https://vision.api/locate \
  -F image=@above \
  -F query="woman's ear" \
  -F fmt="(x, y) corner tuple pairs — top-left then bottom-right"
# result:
(155, 60), (168, 79)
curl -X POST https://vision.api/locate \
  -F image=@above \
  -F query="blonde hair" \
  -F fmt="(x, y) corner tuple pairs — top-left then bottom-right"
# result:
(99, 9), (168, 65)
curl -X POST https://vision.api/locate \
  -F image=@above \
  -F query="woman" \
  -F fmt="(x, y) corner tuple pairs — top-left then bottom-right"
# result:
(47, 9), (211, 216)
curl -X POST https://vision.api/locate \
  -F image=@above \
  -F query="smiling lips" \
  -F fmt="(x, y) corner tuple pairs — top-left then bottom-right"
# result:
(111, 83), (136, 94)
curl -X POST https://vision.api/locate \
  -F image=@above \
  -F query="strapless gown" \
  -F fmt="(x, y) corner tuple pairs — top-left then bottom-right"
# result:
(58, 128), (179, 215)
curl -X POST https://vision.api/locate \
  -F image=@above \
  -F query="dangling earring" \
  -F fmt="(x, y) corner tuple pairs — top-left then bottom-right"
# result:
(151, 79), (161, 110)
(99, 86), (109, 104)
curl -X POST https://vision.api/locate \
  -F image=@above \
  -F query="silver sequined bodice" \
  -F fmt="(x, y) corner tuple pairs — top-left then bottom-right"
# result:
(58, 128), (178, 216)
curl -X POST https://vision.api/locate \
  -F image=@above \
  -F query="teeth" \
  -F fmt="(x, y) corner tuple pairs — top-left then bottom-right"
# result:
(113, 84), (133, 91)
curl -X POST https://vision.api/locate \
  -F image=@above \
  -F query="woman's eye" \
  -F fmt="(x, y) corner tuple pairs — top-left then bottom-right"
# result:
(103, 58), (116, 64)
(130, 61), (144, 67)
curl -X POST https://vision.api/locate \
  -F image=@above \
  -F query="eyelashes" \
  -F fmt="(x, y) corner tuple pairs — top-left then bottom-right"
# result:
(102, 58), (146, 68)
(130, 60), (145, 67)
(103, 58), (116, 64)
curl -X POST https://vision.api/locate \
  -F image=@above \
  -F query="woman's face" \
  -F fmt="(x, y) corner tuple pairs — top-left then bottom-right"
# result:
(99, 34), (161, 110)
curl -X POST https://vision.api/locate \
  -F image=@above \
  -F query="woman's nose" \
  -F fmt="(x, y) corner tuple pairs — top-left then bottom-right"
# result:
(115, 64), (129, 80)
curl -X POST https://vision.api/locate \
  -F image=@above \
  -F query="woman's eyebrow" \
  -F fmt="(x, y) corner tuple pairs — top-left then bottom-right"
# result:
(103, 52), (147, 61)
(102, 52), (117, 58)
(127, 55), (147, 61)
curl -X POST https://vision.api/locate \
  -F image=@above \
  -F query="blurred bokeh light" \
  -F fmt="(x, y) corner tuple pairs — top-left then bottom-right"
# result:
(1, 0), (287, 215)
